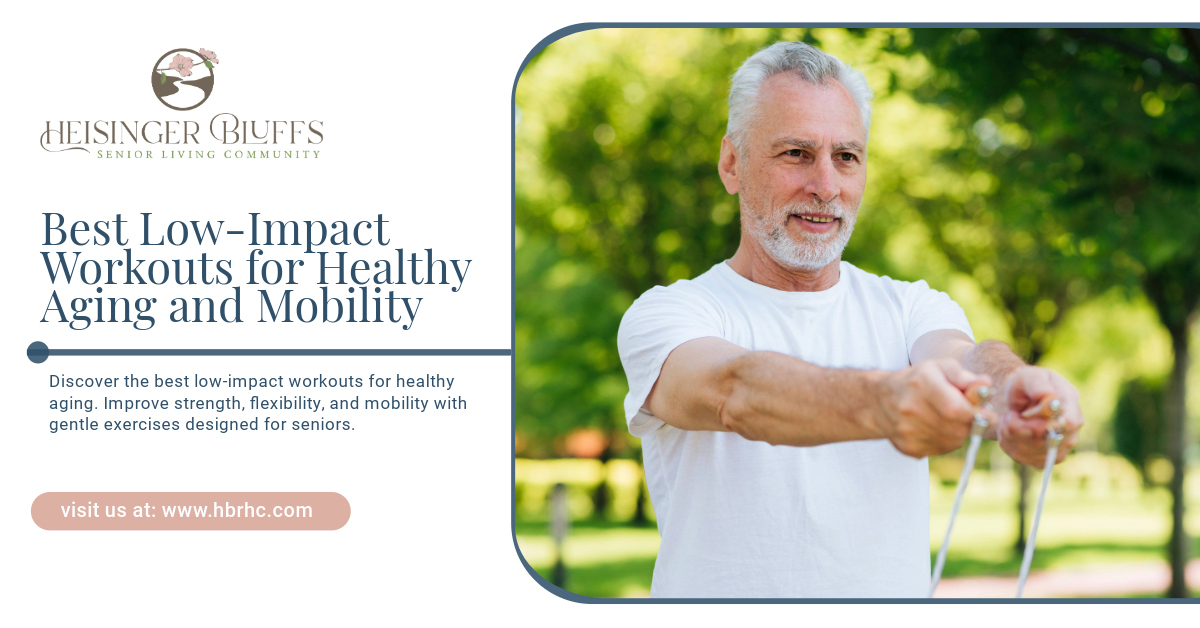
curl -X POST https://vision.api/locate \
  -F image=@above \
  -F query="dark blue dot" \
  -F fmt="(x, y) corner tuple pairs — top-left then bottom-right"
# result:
(27, 341), (49, 364)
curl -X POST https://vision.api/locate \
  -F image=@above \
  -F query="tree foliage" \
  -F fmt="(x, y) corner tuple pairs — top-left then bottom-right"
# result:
(897, 25), (1200, 598)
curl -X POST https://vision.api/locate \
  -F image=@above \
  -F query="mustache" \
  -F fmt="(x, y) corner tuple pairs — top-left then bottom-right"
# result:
(778, 200), (846, 219)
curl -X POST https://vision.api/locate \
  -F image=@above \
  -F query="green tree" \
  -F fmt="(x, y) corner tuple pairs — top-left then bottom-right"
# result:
(869, 26), (1121, 553)
(1112, 377), (1168, 485)
(515, 30), (776, 464)
(898, 27), (1200, 597)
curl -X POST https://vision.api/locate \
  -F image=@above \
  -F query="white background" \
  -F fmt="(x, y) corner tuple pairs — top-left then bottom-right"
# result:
(1, 1), (1197, 626)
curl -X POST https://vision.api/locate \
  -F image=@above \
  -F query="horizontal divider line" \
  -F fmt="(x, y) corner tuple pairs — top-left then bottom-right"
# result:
(45, 349), (511, 357)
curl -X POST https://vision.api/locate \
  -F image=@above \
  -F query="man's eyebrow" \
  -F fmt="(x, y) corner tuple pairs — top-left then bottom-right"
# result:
(771, 138), (820, 150)
(771, 138), (866, 153)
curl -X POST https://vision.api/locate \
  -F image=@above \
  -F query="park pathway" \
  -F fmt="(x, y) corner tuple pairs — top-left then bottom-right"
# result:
(934, 559), (1200, 598)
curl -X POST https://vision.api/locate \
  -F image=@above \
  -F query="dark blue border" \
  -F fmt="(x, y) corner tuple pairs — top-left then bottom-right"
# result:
(509, 22), (1200, 605)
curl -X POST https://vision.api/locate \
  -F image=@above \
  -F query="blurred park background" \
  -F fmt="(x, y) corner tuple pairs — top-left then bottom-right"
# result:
(513, 27), (1200, 598)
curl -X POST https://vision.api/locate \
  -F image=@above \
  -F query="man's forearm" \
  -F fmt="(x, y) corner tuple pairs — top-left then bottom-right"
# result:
(649, 335), (986, 457)
(714, 351), (887, 447)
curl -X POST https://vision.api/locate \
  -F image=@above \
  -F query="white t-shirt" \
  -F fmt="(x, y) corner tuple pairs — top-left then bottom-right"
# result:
(617, 260), (975, 598)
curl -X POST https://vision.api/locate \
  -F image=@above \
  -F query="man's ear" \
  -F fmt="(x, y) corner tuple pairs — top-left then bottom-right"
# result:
(718, 135), (740, 195)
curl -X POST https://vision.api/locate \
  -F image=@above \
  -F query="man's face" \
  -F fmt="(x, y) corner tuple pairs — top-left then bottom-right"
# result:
(722, 73), (868, 272)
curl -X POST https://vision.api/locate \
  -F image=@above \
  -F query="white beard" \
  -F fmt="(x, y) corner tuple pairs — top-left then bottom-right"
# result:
(745, 198), (858, 272)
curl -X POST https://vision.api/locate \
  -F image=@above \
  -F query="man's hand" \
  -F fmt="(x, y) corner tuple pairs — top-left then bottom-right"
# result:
(995, 366), (1084, 469)
(873, 359), (994, 459)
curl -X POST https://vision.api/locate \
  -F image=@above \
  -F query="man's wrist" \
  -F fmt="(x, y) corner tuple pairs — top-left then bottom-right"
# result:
(860, 369), (893, 441)
(963, 341), (1026, 414)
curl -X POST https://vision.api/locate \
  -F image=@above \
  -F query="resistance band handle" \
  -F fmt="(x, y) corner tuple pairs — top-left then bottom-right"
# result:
(964, 384), (992, 406)
(1022, 397), (1064, 433)
(1021, 397), (1062, 419)
(965, 384), (993, 437)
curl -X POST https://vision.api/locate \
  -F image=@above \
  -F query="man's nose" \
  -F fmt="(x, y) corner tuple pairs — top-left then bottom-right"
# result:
(804, 157), (839, 203)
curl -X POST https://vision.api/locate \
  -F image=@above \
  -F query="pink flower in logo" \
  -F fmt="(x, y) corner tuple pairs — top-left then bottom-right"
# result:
(171, 54), (194, 77)
(199, 48), (219, 64)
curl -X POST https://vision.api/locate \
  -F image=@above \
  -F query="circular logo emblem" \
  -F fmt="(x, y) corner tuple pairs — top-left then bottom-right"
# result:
(151, 48), (218, 111)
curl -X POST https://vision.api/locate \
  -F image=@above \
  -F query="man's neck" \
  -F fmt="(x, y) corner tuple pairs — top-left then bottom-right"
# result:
(726, 240), (841, 292)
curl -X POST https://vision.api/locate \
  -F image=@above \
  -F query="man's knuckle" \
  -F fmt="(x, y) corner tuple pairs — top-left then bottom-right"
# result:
(934, 399), (961, 419)
(892, 436), (917, 456)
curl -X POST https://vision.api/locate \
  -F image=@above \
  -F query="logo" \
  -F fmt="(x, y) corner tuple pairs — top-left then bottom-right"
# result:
(151, 48), (219, 111)
(41, 46), (325, 159)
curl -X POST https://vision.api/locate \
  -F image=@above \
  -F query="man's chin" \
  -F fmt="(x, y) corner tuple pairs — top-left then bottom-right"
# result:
(782, 257), (839, 273)
(764, 244), (842, 272)
(779, 226), (841, 250)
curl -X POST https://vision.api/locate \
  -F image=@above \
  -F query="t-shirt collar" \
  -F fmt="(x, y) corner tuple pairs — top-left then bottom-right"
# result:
(717, 259), (849, 303)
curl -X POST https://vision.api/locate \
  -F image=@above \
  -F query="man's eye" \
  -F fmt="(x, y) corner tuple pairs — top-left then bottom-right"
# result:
(837, 153), (857, 162)
(785, 149), (805, 157)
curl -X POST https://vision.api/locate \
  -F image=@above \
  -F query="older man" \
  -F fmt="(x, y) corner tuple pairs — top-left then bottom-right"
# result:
(616, 42), (1084, 598)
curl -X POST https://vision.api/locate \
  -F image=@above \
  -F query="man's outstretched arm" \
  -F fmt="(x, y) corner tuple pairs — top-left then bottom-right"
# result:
(911, 330), (1085, 468)
(643, 336), (990, 459)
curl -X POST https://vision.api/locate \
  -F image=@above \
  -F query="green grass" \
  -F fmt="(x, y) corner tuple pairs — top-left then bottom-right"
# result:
(516, 519), (660, 598)
(515, 465), (1200, 599)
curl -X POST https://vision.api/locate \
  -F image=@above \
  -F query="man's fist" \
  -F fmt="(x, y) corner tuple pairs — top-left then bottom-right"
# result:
(874, 359), (993, 459)
(996, 366), (1084, 469)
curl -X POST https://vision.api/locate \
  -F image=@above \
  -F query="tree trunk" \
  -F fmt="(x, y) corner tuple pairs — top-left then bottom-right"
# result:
(632, 471), (648, 526)
(591, 447), (612, 520)
(1165, 324), (1191, 598)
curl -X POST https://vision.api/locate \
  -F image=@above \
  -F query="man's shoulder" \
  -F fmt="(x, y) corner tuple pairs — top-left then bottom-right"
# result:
(626, 263), (728, 311)
(842, 262), (939, 301)
(618, 264), (729, 338)
(843, 263), (971, 341)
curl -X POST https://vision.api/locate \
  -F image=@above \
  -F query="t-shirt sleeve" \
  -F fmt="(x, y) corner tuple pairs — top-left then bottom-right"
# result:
(904, 280), (976, 359)
(617, 282), (724, 437)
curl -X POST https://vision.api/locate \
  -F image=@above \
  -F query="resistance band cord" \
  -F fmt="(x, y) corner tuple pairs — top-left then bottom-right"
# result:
(929, 392), (1065, 599)
(1016, 399), (1064, 598)
(928, 386), (992, 597)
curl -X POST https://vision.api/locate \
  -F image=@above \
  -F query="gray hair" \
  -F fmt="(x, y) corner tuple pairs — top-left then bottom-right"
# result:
(726, 42), (874, 152)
